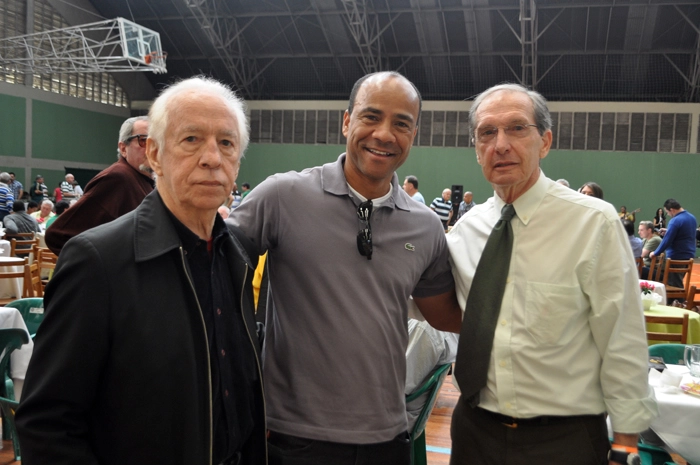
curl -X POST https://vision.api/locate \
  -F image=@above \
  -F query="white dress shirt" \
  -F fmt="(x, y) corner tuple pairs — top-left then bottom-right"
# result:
(447, 171), (657, 434)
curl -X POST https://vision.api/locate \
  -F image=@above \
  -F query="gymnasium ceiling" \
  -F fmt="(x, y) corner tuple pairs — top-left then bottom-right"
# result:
(82, 0), (700, 103)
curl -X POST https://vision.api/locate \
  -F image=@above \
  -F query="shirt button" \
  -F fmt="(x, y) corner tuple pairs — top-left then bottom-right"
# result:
(499, 360), (507, 368)
(216, 308), (222, 316)
(221, 349), (226, 356)
(505, 402), (512, 409)
(500, 319), (507, 326)
(506, 277), (512, 283)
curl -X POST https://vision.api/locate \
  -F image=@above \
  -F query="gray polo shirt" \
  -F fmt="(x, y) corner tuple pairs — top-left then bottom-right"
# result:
(229, 154), (454, 444)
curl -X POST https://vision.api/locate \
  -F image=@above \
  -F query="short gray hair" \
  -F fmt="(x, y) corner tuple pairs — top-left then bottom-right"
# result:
(41, 199), (54, 209)
(639, 220), (654, 231)
(469, 83), (552, 138)
(117, 116), (149, 157)
(148, 76), (249, 156)
(0, 172), (10, 184)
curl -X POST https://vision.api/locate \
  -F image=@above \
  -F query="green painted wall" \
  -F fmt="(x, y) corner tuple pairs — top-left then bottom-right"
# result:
(0, 94), (26, 157)
(32, 101), (123, 164)
(241, 143), (700, 226)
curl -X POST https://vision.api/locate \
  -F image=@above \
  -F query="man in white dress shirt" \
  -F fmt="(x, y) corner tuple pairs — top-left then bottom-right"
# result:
(446, 83), (656, 465)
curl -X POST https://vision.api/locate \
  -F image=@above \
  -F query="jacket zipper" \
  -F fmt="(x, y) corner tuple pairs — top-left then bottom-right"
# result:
(179, 246), (214, 465)
(237, 262), (269, 465)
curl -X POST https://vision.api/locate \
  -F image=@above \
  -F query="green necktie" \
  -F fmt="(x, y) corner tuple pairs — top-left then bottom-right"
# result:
(455, 203), (516, 407)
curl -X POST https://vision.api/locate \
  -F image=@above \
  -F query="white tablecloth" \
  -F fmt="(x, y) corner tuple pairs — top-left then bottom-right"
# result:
(640, 279), (666, 302)
(0, 306), (33, 401)
(0, 257), (24, 299)
(36, 231), (46, 248)
(0, 240), (10, 257)
(649, 365), (700, 464)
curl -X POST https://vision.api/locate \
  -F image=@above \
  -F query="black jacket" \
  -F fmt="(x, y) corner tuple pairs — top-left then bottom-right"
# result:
(16, 190), (266, 465)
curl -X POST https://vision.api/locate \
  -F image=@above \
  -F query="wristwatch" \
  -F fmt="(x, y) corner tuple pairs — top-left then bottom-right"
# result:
(608, 448), (641, 465)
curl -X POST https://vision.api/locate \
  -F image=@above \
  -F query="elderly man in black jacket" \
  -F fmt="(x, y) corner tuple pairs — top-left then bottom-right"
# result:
(16, 76), (266, 465)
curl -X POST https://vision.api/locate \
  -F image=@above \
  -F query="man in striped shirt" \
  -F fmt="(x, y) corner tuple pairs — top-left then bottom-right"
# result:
(60, 174), (78, 199)
(0, 172), (15, 222)
(430, 188), (453, 231)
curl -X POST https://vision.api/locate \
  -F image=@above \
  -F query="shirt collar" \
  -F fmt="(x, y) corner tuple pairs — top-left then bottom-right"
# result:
(320, 153), (410, 211)
(493, 169), (550, 225)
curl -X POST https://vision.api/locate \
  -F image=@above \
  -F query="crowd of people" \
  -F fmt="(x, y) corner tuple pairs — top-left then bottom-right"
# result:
(5, 72), (698, 465)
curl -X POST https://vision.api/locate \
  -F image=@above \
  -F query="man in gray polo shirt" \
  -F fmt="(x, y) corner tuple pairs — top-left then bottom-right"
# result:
(229, 71), (462, 465)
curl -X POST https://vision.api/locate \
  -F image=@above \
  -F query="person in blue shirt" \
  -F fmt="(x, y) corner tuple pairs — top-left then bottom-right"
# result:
(650, 198), (697, 289)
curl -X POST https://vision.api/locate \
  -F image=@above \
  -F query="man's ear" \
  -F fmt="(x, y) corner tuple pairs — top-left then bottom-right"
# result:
(146, 139), (163, 177)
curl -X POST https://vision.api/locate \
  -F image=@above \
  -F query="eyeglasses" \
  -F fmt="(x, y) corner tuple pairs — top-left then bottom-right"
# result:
(475, 124), (538, 143)
(356, 200), (373, 260)
(125, 134), (148, 148)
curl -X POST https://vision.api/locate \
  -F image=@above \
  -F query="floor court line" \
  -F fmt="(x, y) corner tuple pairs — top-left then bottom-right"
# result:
(426, 445), (451, 455)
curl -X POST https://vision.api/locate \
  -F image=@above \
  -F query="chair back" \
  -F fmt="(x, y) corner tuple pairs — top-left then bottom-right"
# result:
(634, 257), (643, 278)
(0, 328), (30, 462)
(646, 253), (665, 281)
(37, 247), (58, 286)
(406, 363), (451, 465)
(27, 261), (43, 297)
(645, 313), (689, 344)
(648, 343), (687, 365)
(10, 237), (39, 260)
(660, 258), (694, 302)
(0, 258), (32, 305)
(4, 298), (44, 338)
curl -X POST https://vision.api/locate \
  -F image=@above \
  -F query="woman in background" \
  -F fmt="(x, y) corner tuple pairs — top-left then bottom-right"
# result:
(653, 207), (666, 230)
(578, 181), (604, 199)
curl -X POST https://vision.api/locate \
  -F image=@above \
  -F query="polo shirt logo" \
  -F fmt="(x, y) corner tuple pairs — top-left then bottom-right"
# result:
(405, 243), (415, 252)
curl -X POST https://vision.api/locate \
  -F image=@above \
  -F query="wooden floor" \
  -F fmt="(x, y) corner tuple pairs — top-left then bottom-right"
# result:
(0, 261), (696, 465)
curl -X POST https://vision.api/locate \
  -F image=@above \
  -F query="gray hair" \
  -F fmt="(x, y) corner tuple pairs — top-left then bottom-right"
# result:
(148, 76), (249, 156)
(639, 220), (654, 231)
(469, 83), (552, 137)
(41, 199), (54, 209)
(0, 172), (10, 184)
(117, 116), (149, 157)
(556, 179), (570, 187)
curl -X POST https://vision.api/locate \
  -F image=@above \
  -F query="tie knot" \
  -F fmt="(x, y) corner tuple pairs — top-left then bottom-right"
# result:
(500, 204), (516, 222)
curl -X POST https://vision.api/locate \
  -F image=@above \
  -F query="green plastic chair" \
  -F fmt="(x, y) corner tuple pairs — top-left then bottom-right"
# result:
(0, 328), (30, 461)
(5, 297), (44, 339)
(406, 363), (451, 465)
(638, 442), (676, 465)
(648, 343), (687, 366)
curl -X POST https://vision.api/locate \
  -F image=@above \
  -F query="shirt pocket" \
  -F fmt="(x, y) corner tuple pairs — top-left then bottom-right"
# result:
(524, 282), (586, 346)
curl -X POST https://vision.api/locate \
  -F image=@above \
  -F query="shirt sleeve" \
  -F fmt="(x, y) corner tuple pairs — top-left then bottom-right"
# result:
(228, 176), (281, 253)
(584, 216), (658, 433)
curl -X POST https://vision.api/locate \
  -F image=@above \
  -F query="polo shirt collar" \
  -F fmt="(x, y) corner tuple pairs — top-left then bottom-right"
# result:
(321, 153), (411, 211)
(493, 169), (550, 226)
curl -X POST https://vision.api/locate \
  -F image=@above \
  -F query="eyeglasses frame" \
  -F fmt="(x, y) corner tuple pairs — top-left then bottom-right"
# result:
(125, 134), (148, 148)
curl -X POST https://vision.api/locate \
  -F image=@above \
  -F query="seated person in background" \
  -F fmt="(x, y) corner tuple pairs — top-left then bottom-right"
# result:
(217, 205), (230, 220)
(44, 200), (71, 229)
(405, 318), (458, 432)
(4, 202), (40, 236)
(638, 221), (661, 269)
(30, 199), (54, 226)
(578, 181), (604, 199)
(623, 219), (642, 258)
(26, 201), (39, 215)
